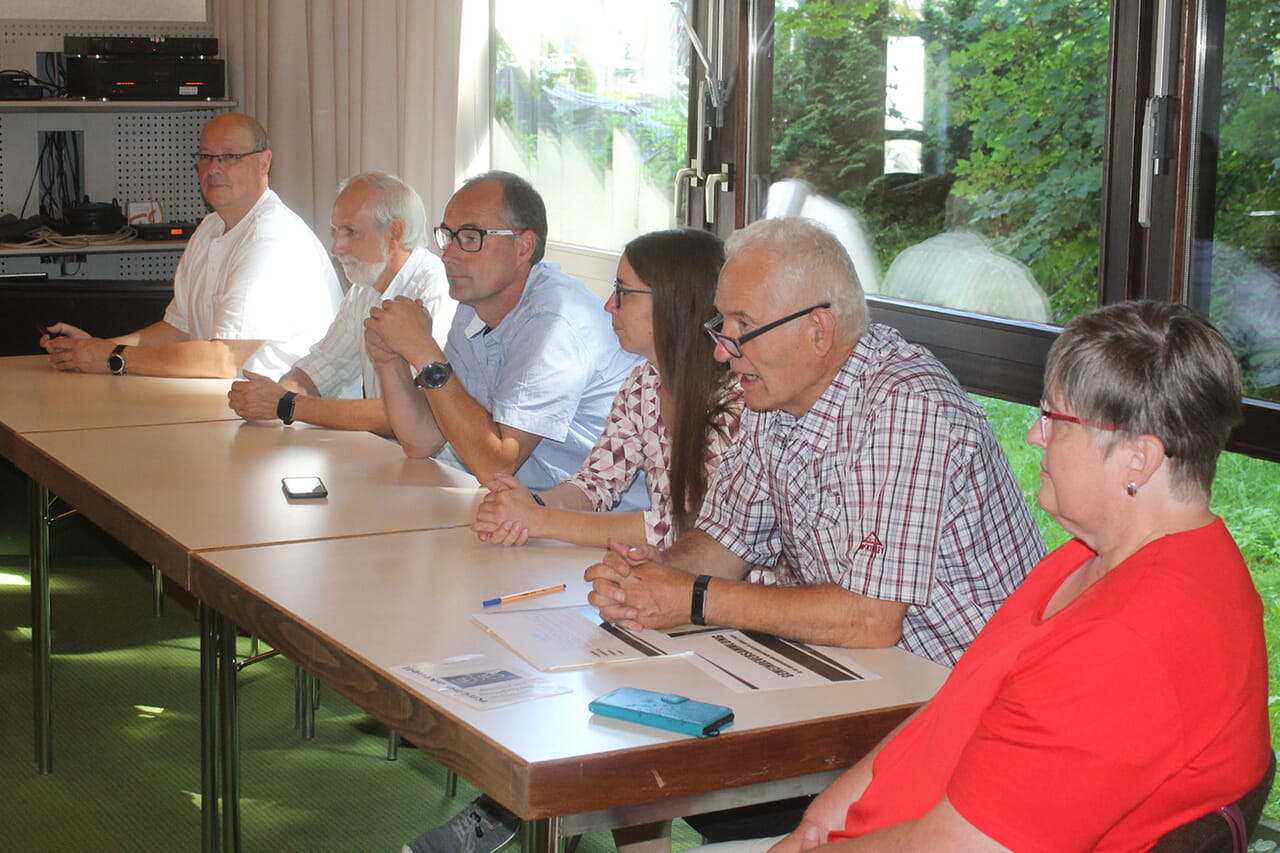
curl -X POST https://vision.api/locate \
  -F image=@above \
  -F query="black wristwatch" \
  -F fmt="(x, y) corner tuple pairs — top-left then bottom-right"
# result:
(414, 361), (453, 390)
(277, 390), (298, 425)
(107, 344), (128, 375)
(691, 574), (712, 626)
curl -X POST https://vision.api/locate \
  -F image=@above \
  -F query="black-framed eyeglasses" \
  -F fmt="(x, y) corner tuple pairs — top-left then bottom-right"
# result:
(703, 303), (831, 358)
(193, 149), (266, 168)
(1037, 407), (1120, 443)
(612, 280), (652, 309)
(434, 225), (523, 253)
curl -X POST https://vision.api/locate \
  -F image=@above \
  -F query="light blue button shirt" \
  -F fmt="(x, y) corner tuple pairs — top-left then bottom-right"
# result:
(443, 262), (648, 510)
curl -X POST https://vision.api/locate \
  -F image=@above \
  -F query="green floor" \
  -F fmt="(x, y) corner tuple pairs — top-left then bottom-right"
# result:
(0, 466), (701, 851)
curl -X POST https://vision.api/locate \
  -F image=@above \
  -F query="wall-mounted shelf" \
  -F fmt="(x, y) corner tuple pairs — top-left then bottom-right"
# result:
(0, 239), (188, 258)
(0, 20), (222, 282)
(0, 98), (236, 113)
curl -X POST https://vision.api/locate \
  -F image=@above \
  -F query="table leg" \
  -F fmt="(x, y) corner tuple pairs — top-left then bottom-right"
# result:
(151, 565), (165, 617)
(300, 670), (317, 738)
(28, 478), (52, 774)
(219, 613), (242, 852)
(523, 817), (564, 853)
(199, 602), (221, 853)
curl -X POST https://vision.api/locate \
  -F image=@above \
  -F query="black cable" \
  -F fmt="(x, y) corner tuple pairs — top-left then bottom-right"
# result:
(37, 130), (82, 227)
(58, 133), (75, 219)
(38, 135), (58, 220)
(65, 130), (81, 211)
(39, 52), (64, 93)
(18, 132), (56, 218)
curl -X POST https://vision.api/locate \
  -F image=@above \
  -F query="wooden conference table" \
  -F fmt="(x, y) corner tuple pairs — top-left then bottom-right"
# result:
(0, 355), (482, 850)
(192, 527), (951, 852)
(0, 354), (239, 440)
(1, 354), (950, 851)
(0, 354), (244, 778)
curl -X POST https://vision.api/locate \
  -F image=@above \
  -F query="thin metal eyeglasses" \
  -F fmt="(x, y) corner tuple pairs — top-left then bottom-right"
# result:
(434, 225), (524, 253)
(612, 280), (652, 309)
(193, 149), (266, 168)
(703, 303), (831, 358)
(1037, 407), (1120, 443)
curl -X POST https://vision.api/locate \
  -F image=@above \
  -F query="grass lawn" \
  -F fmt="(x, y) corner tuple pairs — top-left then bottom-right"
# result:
(976, 396), (1280, 820)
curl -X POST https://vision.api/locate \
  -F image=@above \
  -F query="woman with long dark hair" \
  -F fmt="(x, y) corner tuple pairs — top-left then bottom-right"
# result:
(472, 228), (741, 548)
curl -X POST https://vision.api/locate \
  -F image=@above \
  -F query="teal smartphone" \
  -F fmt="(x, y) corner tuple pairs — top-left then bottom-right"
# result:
(588, 687), (734, 737)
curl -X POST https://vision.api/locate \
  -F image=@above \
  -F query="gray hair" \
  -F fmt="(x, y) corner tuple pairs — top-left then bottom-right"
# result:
(1045, 300), (1243, 499)
(337, 171), (428, 250)
(462, 170), (548, 264)
(725, 217), (868, 343)
(244, 116), (270, 153)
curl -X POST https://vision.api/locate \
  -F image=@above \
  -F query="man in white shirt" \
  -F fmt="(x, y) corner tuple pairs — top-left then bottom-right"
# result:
(226, 171), (453, 433)
(41, 112), (341, 379)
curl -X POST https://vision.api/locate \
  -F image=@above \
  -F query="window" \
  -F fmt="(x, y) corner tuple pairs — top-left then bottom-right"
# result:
(1186, 0), (1280, 407)
(764, 0), (1108, 326)
(491, 0), (691, 250)
(488, 1), (1280, 459)
(730, 0), (1280, 460)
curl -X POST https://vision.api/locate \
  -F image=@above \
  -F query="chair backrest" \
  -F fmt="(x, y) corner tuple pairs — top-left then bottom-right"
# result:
(1150, 752), (1276, 853)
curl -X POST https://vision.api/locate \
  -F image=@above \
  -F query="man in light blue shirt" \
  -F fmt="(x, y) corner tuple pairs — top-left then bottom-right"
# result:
(366, 171), (645, 509)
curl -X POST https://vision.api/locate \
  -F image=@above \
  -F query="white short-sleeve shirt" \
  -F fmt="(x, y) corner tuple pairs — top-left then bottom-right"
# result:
(163, 188), (342, 379)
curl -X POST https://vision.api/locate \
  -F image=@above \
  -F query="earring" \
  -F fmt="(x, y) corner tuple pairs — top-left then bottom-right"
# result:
(1126, 482), (1139, 497)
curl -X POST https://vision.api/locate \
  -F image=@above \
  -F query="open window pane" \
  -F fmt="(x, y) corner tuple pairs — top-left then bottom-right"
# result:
(765, 0), (1110, 325)
(1191, 2), (1280, 403)
(492, 0), (690, 249)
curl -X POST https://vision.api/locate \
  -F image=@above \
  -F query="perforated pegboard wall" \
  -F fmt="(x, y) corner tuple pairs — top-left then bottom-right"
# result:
(116, 112), (215, 223)
(117, 250), (182, 279)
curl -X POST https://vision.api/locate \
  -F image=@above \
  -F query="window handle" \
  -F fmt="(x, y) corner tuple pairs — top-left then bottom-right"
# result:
(704, 163), (733, 226)
(675, 164), (702, 228)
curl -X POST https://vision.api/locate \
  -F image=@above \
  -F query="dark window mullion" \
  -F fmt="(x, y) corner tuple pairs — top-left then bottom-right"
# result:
(1101, 0), (1160, 305)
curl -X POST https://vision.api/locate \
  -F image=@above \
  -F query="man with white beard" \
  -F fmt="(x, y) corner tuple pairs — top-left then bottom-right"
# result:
(228, 171), (454, 433)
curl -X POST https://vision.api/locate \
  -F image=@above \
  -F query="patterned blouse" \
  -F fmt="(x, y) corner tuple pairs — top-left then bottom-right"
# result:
(564, 361), (743, 548)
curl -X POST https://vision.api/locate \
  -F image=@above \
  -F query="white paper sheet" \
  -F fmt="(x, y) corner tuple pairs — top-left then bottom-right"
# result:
(393, 653), (570, 709)
(472, 606), (879, 691)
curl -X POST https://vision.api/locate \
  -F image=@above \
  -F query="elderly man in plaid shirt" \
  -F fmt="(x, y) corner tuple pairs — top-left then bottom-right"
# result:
(586, 216), (1045, 668)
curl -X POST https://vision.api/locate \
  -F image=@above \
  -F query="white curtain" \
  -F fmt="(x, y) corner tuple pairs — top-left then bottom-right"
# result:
(210, 0), (468, 235)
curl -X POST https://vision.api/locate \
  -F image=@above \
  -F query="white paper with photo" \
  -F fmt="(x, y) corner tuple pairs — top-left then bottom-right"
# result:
(393, 654), (569, 710)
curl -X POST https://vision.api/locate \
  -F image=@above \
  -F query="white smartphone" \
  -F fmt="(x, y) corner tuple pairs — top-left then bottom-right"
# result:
(281, 476), (328, 499)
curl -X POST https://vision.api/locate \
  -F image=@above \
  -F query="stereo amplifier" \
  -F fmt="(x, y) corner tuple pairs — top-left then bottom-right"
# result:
(65, 56), (225, 100)
(63, 36), (219, 57)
